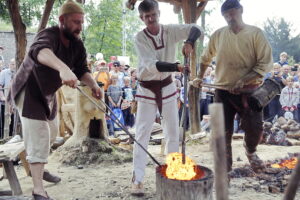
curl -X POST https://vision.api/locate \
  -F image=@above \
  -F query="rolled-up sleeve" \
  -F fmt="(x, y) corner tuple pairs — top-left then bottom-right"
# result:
(28, 29), (58, 63)
(200, 32), (217, 65)
(252, 30), (273, 76)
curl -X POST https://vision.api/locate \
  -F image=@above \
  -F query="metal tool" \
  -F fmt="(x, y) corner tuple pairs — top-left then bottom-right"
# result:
(181, 56), (189, 164)
(76, 86), (161, 167)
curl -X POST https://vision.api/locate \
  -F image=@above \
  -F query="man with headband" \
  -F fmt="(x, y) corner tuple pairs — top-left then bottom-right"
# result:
(8, 0), (102, 199)
(132, 0), (202, 196)
(192, 0), (272, 176)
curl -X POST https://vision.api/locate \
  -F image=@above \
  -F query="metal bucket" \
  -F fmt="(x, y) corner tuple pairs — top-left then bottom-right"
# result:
(247, 78), (282, 112)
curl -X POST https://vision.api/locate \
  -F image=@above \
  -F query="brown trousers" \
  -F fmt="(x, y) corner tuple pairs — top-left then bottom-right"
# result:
(214, 89), (263, 172)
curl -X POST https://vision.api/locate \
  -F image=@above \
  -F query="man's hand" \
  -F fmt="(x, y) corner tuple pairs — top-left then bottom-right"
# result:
(229, 79), (245, 94)
(177, 63), (190, 74)
(91, 85), (102, 100)
(59, 68), (78, 88)
(192, 78), (203, 88)
(182, 43), (193, 57)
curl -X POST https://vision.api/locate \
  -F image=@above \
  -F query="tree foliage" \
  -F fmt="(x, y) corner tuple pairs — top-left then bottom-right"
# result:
(83, 0), (142, 65)
(263, 18), (300, 63)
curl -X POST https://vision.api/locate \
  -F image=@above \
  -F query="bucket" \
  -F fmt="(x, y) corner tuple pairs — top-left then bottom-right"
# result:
(156, 165), (214, 200)
(247, 78), (282, 112)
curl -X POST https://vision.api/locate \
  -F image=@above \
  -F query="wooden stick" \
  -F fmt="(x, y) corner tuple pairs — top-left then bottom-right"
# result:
(209, 103), (228, 200)
(283, 154), (300, 200)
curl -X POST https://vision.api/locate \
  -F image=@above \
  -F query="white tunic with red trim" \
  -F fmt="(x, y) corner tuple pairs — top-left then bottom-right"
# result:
(134, 24), (198, 105)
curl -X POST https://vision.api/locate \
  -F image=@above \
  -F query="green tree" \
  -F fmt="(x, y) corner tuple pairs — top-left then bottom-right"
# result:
(263, 18), (300, 62)
(83, 0), (142, 66)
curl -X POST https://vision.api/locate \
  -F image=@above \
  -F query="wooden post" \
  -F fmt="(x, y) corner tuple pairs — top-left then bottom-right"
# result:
(209, 103), (228, 200)
(283, 154), (300, 200)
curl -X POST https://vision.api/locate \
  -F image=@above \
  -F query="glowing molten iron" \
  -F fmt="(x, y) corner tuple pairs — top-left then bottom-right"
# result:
(166, 152), (197, 180)
(271, 157), (298, 169)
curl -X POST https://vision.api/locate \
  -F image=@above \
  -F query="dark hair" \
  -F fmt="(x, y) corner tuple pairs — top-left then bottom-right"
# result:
(138, 0), (159, 14)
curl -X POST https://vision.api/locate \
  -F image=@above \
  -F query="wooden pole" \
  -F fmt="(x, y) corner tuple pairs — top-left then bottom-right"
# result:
(209, 103), (228, 200)
(283, 154), (300, 200)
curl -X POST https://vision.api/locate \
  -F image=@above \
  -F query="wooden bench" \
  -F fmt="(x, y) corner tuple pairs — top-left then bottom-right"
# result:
(0, 141), (25, 196)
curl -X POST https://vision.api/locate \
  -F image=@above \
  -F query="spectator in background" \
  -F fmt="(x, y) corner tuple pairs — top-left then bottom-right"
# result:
(122, 77), (135, 128)
(107, 74), (123, 135)
(264, 63), (284, 121)
(279, 76), (298, 121)
(109, 61), (125, 87)
(93, 60), (110, 92)
(0, 46), (4, 64)
(124, 64), (131, 76)
(0, 58), (16, 138)
(108, 55), (117, 71)
(277, 52), (289, 66)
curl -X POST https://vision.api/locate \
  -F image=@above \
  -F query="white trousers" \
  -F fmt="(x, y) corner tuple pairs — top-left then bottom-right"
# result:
(133, 100), (179, 183)
(16, 89), (58, 163)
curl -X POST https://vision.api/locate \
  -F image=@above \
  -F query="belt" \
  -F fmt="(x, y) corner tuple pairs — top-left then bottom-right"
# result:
(139, 75), (173, 115)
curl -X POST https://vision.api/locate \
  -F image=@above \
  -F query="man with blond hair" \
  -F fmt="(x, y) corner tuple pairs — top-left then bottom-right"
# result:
(8, 0), (102, 199)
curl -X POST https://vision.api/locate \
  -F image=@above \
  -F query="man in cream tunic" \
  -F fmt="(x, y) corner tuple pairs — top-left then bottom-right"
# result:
(132, 0), (202, 195)
(193, 0), (273, 174)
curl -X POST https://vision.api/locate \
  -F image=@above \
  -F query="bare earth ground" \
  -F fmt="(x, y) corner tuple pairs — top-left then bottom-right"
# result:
(1, 136), (300, 200)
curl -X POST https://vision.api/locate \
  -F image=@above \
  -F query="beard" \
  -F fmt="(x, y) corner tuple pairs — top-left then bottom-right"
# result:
(62, 25), (80, 41)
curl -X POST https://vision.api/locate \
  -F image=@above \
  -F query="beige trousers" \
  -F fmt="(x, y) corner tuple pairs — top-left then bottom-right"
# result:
(16, 89), (58, 163)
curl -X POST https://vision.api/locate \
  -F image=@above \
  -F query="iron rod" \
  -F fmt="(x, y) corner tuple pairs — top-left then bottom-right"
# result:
(76, 86), (162, 167)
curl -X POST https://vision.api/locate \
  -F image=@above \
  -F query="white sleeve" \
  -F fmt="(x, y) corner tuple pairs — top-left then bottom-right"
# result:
(0, 70), (5, 86)
(167, 24), (203, 43)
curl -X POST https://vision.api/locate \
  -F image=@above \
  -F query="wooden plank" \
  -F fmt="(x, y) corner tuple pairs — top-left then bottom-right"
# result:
(0, 142), (25, 161)
(3, 161), (22, 196)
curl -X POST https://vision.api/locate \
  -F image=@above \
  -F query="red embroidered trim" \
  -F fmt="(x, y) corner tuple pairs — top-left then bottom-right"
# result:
(143, 26), (164, 50)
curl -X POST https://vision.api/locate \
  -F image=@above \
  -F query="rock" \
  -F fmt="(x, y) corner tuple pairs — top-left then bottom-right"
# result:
(77, 165), (83, 169)
(108, 137), (121, 144)
(277, 117), (287, 126)
(268, 185), (280, 193)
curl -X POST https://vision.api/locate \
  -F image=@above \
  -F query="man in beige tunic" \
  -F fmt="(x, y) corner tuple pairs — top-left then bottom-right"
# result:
(193, 0), (273, 174)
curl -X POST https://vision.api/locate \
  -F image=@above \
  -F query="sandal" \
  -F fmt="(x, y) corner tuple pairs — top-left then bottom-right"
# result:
(32, 191), (53, 200)
(246, 152), (266, 173)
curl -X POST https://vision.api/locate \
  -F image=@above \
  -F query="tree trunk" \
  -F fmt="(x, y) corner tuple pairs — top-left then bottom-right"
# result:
(5, 0), (26, 69)
(64, 85), (108, 146)
(182, 0), (201, 134)
(38, 0), (55, 32)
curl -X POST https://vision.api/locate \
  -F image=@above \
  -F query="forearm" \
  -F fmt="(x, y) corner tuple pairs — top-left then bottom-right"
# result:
(198, 63), (209, 79)
(239, 70), (263, 85)
(80, 72), (98, 89)
(37, 48), (69, 72)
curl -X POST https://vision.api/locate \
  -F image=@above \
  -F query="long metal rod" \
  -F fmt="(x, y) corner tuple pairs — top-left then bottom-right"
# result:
(181, 56), (189, 164)
(76, 86), (162, 167)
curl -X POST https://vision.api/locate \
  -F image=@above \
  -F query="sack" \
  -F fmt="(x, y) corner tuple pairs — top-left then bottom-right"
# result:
(111, 107), (124, 131)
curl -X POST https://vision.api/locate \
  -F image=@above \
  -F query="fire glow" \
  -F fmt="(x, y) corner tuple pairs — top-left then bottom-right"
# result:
(271, 157), (298, 169)
(165, 152), (203, 180)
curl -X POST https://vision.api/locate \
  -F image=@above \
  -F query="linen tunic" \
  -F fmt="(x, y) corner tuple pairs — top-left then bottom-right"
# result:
(8, 26), (89, 120)
(201, 25), (273, 89)
(134, 24), (199, 105)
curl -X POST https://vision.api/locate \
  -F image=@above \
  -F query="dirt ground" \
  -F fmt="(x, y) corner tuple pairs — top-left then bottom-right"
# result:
(1, 135), (300, 200)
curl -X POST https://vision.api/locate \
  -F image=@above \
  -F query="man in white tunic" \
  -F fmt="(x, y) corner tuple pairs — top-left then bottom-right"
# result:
(193, 0), (273, 175)
(132, 0), (202, 195)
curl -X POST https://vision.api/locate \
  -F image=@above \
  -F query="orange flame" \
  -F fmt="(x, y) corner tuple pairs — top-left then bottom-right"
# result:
(271, 157), (298, 169)
(165, 152), (197, 180)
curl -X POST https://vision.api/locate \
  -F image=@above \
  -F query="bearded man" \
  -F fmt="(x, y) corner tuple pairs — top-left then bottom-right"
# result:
(8, 1), (102, 199)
